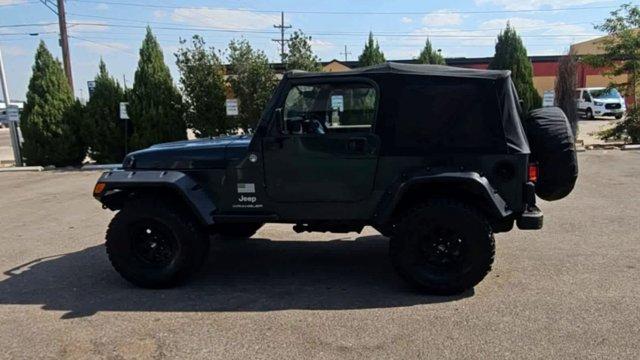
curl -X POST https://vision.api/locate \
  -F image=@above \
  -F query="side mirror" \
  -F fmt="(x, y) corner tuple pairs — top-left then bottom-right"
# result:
(274, 108), (285, 134)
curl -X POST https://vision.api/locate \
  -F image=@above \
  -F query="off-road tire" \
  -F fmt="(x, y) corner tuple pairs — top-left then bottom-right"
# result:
(216, 223), (264, 238)
(106, 197), (209, 288)
(390, 199), (495, 295)
(615, 114), (623, 120)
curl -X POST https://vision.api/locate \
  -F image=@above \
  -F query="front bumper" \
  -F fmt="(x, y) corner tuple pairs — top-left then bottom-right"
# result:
(594, 108), (625, 117)
(517, 205), (543, 230)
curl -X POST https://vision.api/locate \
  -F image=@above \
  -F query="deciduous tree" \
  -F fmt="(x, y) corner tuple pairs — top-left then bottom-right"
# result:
(175, 35), (231, 137)
(584, 4), (640, 143)
(555, 53), (579, 136)
(227, 39), (278, 132)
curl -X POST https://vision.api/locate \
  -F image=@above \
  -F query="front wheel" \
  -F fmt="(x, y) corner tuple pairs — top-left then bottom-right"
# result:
(615, 114), (623, 120)
(106, 198), (209, 288)
(585, 108), (594, 120)
(390, 199), (495, 295)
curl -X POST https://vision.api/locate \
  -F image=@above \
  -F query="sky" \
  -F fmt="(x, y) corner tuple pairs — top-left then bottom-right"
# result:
(0, 0), (634, 101)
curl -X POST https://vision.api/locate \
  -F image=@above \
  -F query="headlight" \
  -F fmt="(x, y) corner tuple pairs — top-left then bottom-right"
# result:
(594, 101), (604, 106)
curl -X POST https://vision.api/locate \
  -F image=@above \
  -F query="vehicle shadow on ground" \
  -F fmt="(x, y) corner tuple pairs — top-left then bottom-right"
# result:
(0, 235), (472, 319)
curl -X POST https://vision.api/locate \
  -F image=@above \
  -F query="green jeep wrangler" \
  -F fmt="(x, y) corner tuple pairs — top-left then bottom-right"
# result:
(93, 63), (578, 295)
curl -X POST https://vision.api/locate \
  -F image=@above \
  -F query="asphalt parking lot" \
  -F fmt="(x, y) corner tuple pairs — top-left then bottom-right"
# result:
(0, 150), (638, 359)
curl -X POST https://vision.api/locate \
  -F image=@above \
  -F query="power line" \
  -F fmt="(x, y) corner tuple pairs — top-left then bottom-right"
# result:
(0, 22), (59, 28)
(68, 35), (136, 54)
(66, 0), (619, 15)
(0, 0), (39, 6)
(33, 20), (601, 39)
(39, 0), (58, 15)
(67, 12), (597, 34)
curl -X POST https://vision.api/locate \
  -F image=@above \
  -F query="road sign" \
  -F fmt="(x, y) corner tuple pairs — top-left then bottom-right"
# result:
(6, 104), (19, 122)
(119, 102), (129, 120)
(225, 99), (239, 116)
(87, 81), (96, 98)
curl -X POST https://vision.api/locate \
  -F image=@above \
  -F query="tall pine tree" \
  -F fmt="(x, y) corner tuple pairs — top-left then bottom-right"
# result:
(358, 32), (386, 67)
(129, 27), (185, 150)
(285, 30), (322, 71)
(417, 39), (445, 65)
(83, 59), (127, 163)
(489, 23), (542, 113)
(20, 41), (87, 166)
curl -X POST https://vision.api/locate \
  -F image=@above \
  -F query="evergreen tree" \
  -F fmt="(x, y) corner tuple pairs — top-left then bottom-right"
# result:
(129, 27), (185, 150)
(417, 39), (445, 65)
(175, 35), (230, 137)
(20, 41), (87, 166)
(358, 32), (386, 67)
(227, 39), (278, 132)
(489, 23), (542, 113)
(285, 30), (322, 71)
(83, 59), (127, 163)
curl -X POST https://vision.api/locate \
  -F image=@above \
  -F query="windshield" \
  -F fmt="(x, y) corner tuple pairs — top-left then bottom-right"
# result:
(590, 88), (622, 99)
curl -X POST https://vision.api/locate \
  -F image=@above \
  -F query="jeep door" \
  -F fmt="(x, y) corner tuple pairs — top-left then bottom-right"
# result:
(261, 79), (380, 202)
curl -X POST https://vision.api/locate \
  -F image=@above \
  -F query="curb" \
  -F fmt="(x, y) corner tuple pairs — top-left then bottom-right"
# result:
(621, 144), (640, 151)
(0, 166), (44, 172)
(80, 164), (120, 171)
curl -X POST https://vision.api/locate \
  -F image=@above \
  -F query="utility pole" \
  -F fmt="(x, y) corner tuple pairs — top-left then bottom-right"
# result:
(272, 11), (291, 63)
(0, 47), (23, 166)
(57, 0), (74, 93)
(340, 45), (352, 62)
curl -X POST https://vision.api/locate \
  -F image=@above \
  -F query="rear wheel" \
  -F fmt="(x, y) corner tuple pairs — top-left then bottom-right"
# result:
(390, 199), (495, 295)
(106, 198), (209, 288)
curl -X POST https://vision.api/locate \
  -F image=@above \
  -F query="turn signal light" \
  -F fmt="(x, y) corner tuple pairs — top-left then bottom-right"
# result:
(93, 182), (106, 196)
(528, 163), (539, 183)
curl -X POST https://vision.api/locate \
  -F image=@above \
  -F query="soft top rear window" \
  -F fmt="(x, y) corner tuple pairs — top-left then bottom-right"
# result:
(394, 76), (504, 153)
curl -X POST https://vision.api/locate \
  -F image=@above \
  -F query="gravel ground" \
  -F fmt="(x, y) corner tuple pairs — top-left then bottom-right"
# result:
(0, 150), (638, 359)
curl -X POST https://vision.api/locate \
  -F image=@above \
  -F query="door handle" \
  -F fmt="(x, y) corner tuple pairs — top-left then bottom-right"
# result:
(347, 137), (367, 153)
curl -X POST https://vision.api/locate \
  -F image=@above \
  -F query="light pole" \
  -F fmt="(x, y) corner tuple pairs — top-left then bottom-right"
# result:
(0, 47), (23, 167)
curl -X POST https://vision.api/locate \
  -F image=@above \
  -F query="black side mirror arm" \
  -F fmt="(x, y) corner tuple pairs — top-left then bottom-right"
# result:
(274, 108), (286, 134)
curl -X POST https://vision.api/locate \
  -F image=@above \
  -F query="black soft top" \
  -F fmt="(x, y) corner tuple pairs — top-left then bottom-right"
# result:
(282, 62), (529, 155)
(286, 62), (511, 80)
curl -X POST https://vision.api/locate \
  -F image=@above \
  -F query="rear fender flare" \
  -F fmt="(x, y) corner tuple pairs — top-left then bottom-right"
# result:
(96, 170), (217, 226)
(374, 172), (511, 225)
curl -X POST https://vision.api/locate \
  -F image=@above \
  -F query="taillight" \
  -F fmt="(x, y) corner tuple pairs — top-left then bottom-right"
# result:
(528, 163), (539, 183)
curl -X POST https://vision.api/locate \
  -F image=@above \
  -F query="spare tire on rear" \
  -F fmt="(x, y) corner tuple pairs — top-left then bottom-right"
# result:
(524, 107), (578, 201)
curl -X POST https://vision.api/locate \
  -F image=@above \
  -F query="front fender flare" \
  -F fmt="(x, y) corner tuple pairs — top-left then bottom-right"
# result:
(95, 170), (217, 226)
(374, 172), (511, 225)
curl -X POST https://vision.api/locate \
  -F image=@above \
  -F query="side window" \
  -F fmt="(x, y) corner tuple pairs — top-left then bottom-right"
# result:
(575, 90), (582, 100)
(583, 91), (591, 102)
(282, 82), (376, 135)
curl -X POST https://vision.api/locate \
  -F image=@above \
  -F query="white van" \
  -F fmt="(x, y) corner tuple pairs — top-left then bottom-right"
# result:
(575, 87), (626, 120)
